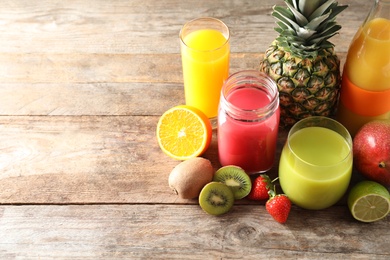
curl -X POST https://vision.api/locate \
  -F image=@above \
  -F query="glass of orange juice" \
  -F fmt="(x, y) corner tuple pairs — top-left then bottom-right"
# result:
(180, 17), (230, 127)
(279, 117), (353, 210)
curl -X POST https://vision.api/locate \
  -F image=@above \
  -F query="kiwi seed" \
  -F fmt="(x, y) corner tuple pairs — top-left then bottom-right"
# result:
(213, 165), (252, 199)
(199, 182), (234, 215)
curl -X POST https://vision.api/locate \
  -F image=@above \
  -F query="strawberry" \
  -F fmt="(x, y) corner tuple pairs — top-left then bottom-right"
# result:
(247, 174), (271, 200)
(266, 192), (291, 224)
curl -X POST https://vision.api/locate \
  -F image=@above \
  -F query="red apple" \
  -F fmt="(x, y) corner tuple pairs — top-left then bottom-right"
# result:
(353, 120), (390, 187)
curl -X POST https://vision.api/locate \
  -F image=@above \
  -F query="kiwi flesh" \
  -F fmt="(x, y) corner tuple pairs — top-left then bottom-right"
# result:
(213, 165), (251, 199)
(199, 182), (234, 215)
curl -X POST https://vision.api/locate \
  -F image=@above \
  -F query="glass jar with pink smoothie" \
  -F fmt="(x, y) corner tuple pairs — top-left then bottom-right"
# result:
(218, 70), (280, 174)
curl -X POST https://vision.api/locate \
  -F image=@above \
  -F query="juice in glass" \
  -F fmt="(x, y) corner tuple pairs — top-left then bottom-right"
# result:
(337, 15), (390, 135)
(279, 117), (353, 210)
(180, 18), (230, 123)
(218, 71), (280, 174)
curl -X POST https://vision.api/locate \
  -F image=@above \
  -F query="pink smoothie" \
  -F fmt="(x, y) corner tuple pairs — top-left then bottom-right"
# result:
(218, 86), (280, 173)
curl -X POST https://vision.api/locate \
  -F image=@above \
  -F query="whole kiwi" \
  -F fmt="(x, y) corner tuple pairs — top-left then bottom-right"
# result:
(168, 157), (214, 199)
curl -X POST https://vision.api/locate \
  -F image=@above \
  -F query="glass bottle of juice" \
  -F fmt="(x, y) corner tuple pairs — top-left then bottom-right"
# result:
(336, 0), (390, 136)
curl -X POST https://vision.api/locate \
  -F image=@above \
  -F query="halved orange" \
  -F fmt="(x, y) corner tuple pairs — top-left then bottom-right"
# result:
(156, 105), (212, 160)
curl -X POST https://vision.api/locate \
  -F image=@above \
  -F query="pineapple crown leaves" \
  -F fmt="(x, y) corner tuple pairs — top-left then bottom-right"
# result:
(272, 0), (348, 59)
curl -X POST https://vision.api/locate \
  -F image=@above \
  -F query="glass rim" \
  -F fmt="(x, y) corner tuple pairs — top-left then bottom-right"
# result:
(220, 70), (279, 122)
(287, 116), (353, 168)
(179, 17), (230, 53)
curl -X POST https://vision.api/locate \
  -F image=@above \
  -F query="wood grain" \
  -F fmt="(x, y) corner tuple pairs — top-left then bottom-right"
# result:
(1, 204), (389, 259)
(0, 52), (345, 116)
(0, 53), (266, 84)
(0, 115), (169, 204)
(0, 0), (388, 258)
(0, 0), (370, 54)
(0, 115), (280, 204)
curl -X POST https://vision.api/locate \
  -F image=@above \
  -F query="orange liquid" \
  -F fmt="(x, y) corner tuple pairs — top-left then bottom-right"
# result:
(344, 18), (390, 91)
(337, 18), (390, 135)
(181, 29), (230, 118)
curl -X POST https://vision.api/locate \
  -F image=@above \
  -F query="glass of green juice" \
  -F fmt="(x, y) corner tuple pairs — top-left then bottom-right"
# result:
(279, 116), (353, 210)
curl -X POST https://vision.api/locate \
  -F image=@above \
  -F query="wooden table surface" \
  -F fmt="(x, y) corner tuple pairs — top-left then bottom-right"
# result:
(0, 0), (389, 259)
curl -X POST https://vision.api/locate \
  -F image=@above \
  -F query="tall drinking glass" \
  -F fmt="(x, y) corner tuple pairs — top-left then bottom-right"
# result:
(279, 117), (353, 210)
(180, 17), (230, 127)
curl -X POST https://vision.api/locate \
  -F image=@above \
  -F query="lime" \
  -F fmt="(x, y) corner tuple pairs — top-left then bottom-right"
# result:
(347, 181), (390, 223)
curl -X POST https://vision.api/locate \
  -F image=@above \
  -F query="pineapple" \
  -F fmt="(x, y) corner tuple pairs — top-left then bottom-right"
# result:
(259, 0), (348, 128)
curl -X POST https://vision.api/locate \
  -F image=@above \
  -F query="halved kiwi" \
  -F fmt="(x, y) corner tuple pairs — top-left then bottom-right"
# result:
(213, 165), (252, 199)
(199, 182), (234, 215)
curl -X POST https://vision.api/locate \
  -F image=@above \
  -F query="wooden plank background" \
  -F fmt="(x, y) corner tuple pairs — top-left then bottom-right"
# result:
(0, 0), (389, 258)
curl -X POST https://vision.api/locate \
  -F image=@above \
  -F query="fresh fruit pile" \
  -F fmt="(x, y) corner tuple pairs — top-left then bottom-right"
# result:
(169, 162), (252, 216)
(167, 158), (292, 223)
(156, 0), (390, 225)
(348, 119), (390, 223)
(248, 175), (291, 224)
(157, 106), (390, 224)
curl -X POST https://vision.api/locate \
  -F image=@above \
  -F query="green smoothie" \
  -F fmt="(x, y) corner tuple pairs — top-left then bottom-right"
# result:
(279, 126), (353, 210)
